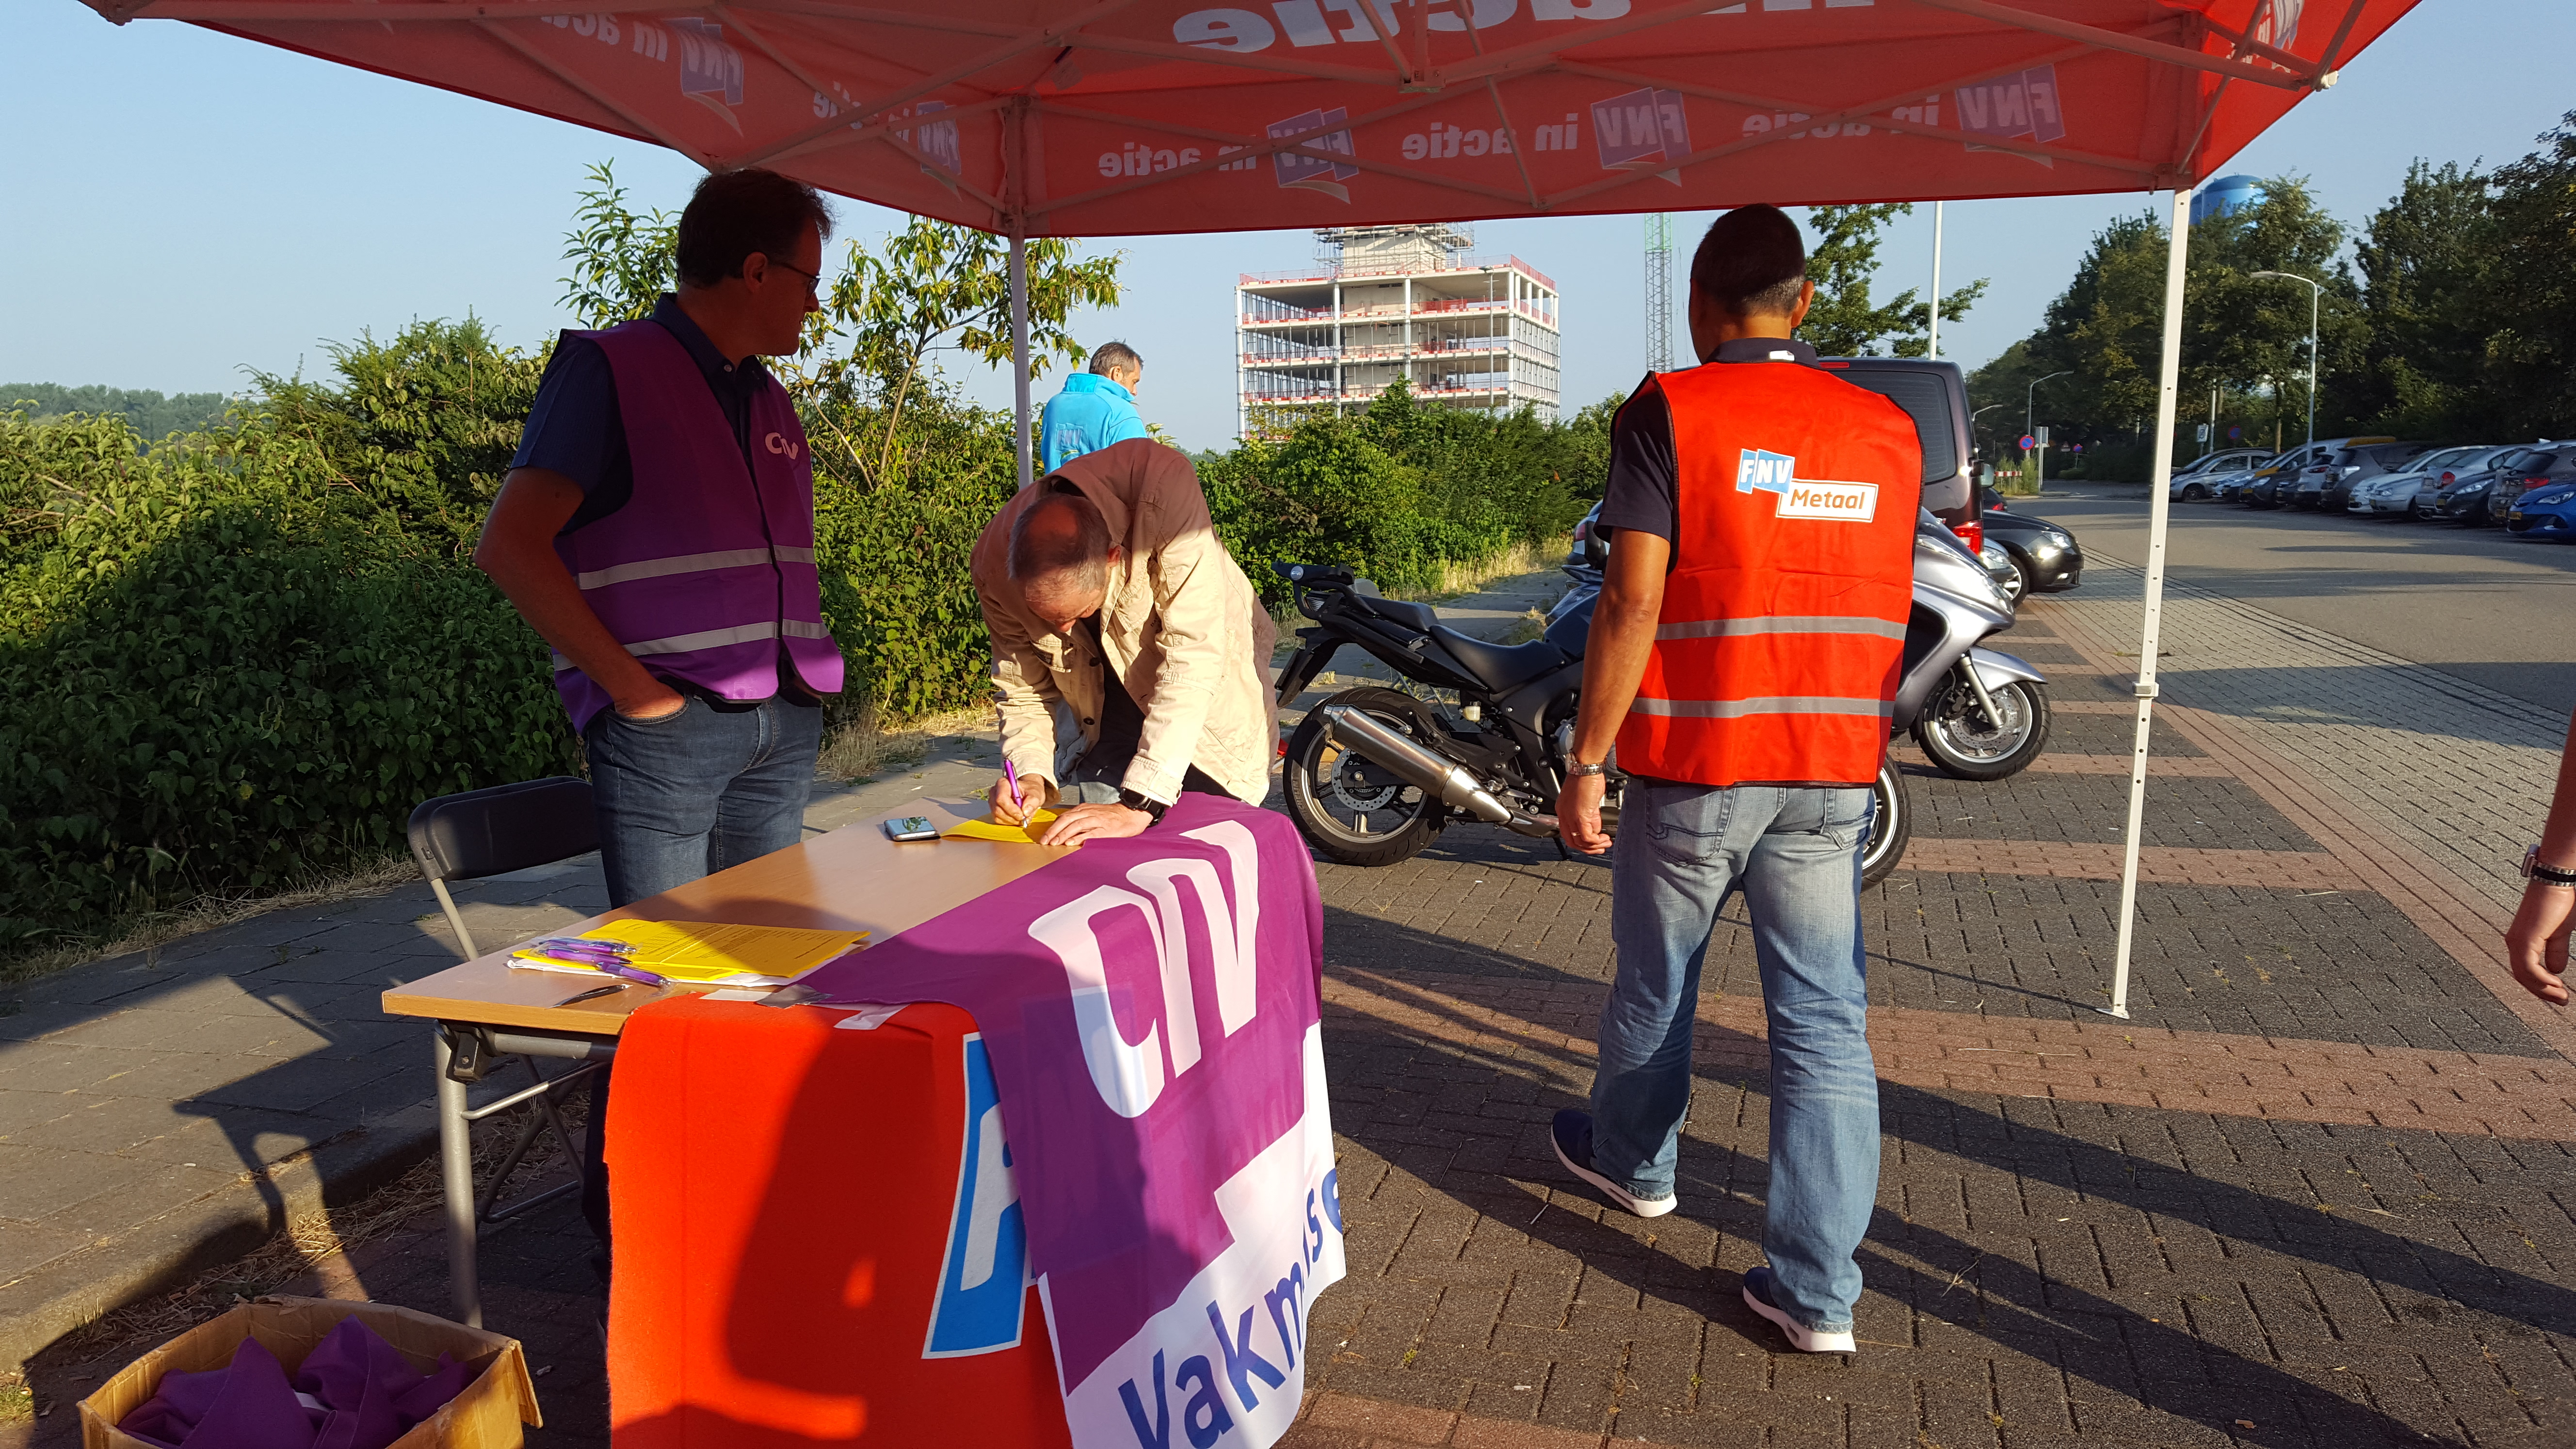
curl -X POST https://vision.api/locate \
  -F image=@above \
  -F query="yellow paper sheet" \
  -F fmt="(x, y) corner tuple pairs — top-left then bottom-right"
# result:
(567, 919), (867, 983)
(941, 809), (1059, 845)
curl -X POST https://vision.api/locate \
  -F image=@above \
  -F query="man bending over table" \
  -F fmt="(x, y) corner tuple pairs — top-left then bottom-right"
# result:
(973, 437), (1278, 846)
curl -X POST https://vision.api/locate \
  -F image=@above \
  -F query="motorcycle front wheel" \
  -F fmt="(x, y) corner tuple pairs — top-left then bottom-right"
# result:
(1282, 686), (1450, 867)
(1860, 757), (1911, 888)
(1912, 672), (2052, 782)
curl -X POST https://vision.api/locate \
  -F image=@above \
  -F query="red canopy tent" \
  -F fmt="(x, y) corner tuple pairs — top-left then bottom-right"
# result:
(82, 0), (2421, 1011)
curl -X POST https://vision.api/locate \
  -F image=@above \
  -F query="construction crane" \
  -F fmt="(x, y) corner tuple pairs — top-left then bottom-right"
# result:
(1644, 212), (1673, 373)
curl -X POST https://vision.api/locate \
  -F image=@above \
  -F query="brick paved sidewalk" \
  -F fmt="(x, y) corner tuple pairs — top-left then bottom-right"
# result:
(11, 580), (2576, 1449)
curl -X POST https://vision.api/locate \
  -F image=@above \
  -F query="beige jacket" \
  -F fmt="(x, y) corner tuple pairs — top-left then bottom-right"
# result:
(972, 438), (1279, 805)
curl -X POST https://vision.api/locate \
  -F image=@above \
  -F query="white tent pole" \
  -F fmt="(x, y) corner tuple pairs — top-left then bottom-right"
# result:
(1010, 225), (1032, 490)
(1928, 199), (1943, 358)
(2103, 183), (2193, 1020)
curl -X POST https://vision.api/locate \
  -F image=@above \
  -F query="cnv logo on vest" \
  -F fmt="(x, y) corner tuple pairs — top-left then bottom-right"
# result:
(1736, 448), (1879, 523)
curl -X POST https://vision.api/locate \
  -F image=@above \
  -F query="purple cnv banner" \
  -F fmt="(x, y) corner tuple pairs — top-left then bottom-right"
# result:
(801, 796), (1344, 1449)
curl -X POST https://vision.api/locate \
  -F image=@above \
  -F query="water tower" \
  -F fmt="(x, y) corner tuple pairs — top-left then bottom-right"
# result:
(2191, 175), (2265, 227)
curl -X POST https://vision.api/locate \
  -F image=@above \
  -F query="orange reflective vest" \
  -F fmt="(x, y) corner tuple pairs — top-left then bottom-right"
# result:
(1616, 360), (1922, 789)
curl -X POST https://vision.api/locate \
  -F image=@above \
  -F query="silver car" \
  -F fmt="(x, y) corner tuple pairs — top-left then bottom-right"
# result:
(2349, 445), (2512, 518)
(2166, 447), (2272, 501)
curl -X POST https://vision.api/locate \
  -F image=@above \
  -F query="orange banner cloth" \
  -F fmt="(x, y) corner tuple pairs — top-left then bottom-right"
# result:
(606, 995), (1071, 1448)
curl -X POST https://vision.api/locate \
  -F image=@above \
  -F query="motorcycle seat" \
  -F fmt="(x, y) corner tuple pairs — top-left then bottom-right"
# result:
(1432, 625), (1569, 692)
(1357, 596), (1439, 633)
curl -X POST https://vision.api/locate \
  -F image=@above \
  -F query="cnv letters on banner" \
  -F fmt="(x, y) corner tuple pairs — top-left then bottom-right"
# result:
(801, 795), (1343, 1449)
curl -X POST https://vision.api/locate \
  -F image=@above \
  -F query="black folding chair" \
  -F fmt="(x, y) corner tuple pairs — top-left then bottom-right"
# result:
(406, 777), (605, 1237)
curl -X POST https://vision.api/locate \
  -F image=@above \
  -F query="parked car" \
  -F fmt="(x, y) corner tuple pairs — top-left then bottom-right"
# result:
(2485, 442), (2576, 522)
(2166, 447), (2271, 501)
(2296, 440), (2432, 510)
(2347, 445), (2509, 518)
(2507, 480), (2576, 541)
(2429, 453), (2521, 525)
(1978, 485), (2085, 596)
(2210, 450), (2287, 502)
(2239, 440), (2342, 508)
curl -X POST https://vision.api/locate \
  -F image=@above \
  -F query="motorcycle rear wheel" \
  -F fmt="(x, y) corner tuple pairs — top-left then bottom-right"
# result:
(1861, 757), (1910, 888)
(1912, 675), (2051, 782)
(1283, 686), (1450, 867)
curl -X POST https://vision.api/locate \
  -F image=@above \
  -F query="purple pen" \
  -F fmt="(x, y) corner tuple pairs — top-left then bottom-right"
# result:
(593, 961), (668, 988)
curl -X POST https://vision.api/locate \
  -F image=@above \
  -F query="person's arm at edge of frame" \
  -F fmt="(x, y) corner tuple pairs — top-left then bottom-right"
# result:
(472, 467), (684, 721)
(2506, 707), (2576, 1004)
(1555, 530), (1671, 854)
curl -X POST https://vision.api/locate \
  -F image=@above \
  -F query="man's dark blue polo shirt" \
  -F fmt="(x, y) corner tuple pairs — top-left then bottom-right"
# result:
(510, 292), (773, 533)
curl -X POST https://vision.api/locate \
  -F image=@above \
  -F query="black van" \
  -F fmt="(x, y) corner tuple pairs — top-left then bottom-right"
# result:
(1821, 357), (1983, 546)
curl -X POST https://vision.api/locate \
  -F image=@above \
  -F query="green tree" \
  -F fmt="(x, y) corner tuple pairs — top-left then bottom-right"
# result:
(2346, 161), (2496, 436)
(795, 217), (1123, 486)
(0, 385), (232, 443)
(2479, 113), (2576, 435)
(559, 161), (677, 328)
(1799, 204), (1987, 358)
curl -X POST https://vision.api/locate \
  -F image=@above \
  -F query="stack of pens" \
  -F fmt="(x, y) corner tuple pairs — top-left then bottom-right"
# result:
(510, 935), (668, 988)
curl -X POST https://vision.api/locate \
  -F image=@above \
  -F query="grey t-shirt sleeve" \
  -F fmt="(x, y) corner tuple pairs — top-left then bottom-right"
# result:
(1594, 377), (1678, 545)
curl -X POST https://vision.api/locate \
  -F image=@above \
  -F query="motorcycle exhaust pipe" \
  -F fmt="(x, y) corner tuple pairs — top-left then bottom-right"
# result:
(1322, 705), (1559, 838)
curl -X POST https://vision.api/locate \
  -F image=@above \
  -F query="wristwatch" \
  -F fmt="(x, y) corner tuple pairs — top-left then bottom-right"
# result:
(1118, 788), (1169, 823)
(2522, 844), (2576, 887)
(1566, 759), (1609, 778)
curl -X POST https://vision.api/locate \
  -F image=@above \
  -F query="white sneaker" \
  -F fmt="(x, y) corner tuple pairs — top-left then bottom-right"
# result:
(1549, 1110), (1676, 1219)
(1741, 1266), (1855, 1353)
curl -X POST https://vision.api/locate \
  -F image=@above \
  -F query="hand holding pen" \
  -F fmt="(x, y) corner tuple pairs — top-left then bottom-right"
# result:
(992, 761), (1046, 827)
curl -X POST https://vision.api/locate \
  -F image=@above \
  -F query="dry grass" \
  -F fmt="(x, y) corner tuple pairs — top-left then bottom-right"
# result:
(1410, 535), (1570, 602)
(1503, 608), (1551, 645)
(47, 1093), (583, 1374)
(815, 701), (993, 784)
(0, 853), (422, 994)
(0, 1372), (30, 1425)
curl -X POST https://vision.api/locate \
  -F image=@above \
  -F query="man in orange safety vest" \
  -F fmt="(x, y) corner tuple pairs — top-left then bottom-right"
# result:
(1549, 204), (1921, 1355)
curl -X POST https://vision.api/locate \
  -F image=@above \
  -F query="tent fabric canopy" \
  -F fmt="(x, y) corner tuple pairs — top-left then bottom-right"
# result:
(92, 0), (2411, 238)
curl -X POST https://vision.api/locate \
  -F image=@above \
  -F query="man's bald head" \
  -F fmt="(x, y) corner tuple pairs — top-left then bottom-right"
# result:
(1009, 489), (1120, 633)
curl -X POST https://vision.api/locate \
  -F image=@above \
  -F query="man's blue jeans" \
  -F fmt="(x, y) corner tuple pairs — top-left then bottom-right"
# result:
(1592, 779), (1880, 1334)
(583, 690), (823, 908)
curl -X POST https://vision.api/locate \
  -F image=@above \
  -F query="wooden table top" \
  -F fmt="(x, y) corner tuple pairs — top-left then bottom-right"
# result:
(380, 800), (1068, 1037)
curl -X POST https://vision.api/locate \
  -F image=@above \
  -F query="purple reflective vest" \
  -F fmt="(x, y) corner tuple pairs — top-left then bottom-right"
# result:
(549, 320), (845, 730)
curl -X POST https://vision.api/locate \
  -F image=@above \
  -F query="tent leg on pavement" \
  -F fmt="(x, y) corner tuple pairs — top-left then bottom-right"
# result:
(2103, 184), (2194, 1021)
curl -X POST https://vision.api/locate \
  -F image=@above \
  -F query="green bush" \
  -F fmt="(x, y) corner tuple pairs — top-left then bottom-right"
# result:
(1203, 381), (1591, 604)
(0, 403), (575, 948)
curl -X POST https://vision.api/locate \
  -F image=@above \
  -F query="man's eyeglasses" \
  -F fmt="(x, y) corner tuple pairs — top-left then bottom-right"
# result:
(767, 258), (821, 299)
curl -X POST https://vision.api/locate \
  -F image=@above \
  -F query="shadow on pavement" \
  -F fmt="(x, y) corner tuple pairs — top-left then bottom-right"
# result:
(1314, 911), (2572, 1445)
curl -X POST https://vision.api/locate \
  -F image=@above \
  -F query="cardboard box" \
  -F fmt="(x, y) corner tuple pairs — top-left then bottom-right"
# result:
(79, 1295), (542, 1449)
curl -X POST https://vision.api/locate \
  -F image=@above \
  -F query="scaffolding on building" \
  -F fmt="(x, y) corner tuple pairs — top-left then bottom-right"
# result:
(1235, 225), (1562, 440)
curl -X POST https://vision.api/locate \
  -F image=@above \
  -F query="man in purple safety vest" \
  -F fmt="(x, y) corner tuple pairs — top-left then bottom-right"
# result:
(476, 168), (841, 1266)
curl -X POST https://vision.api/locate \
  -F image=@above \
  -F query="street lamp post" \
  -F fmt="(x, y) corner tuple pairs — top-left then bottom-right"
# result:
(2026, 370), (2071, 449)
(2250, 270), (2321, 447)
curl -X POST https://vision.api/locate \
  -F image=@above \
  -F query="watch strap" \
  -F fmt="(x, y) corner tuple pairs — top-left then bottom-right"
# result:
(1566, 760), (1608, 778)
(1119, 788), (1169, 822)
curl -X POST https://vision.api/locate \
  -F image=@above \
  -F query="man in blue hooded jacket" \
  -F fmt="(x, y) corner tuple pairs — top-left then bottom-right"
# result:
(1038, 341), (1147, 476)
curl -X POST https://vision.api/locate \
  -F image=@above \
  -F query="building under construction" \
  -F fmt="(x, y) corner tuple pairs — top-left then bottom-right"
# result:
(1235, 225), (1562, 438)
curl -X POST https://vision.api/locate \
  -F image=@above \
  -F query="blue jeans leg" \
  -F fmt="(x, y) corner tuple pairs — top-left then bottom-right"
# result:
(1740, 787), (1880, 1335)
(584, 692), (825, 908)
(1593, 781), (1879, 1332)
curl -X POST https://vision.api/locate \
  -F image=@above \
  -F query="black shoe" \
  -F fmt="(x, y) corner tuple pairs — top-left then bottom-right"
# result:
(1548, 1109), (1675, 1218)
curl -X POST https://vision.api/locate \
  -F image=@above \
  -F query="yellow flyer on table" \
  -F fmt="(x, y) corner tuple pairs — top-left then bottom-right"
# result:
(574, 920), (866, 984)
(942, 809), (1059, 845)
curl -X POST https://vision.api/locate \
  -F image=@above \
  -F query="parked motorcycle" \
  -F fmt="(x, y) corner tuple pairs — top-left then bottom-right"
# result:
(1271, 515), (2045, 884)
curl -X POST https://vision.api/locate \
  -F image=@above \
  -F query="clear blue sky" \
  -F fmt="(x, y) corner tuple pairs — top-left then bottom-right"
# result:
(8, 1), (2569, 453)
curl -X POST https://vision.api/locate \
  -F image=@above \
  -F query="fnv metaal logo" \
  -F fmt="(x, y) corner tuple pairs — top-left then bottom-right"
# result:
(1736, 448), (1795, 494)
(1737, 448), (1878, 521)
